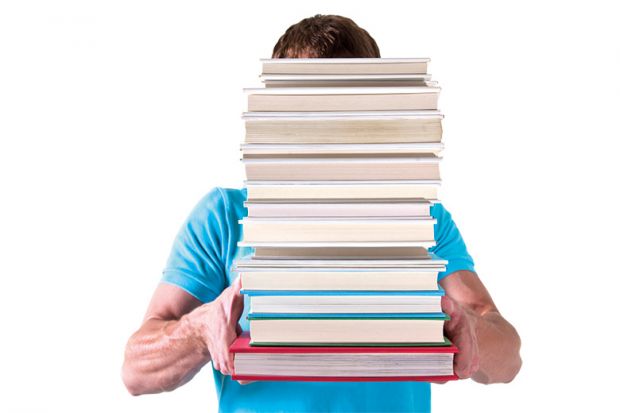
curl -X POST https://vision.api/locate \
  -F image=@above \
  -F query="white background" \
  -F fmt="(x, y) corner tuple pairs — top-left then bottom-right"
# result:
(1, 1), (619, 412)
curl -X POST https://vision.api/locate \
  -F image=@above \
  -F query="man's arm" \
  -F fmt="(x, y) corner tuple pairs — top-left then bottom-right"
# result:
(440, 270), (522, 384)
(122, 279), (243, 395)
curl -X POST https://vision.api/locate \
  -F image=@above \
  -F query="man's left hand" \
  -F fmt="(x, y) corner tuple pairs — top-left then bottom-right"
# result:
(441, 295), (480, 379)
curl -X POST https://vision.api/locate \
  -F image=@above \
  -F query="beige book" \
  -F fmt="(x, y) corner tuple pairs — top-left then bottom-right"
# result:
(249, 295), (442, 314)
(243, 156), (441, 181)
(234, 254), (447, 269)
(240, 269), (440, 291)
(249, 318), (445, 344)
(244, 111), (443, 144)
(247, 91), (439, 112)
(244, 199), (431, 218)
(241, 143), (444, 156)
(260, 58), (429, 75)
(264, 79), (433, 87)
(239, 218), (435, 243)
(250, 246), (431, 260)
(245, 180), (440, 200)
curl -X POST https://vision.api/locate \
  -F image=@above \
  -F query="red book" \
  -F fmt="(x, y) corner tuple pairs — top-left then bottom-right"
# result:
(230, 332), (458, 382)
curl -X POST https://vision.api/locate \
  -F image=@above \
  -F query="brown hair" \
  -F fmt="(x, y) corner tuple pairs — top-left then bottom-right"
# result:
(272, 15), (380, 59)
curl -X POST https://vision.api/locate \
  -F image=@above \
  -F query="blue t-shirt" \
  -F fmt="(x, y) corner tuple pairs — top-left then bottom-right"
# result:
(162, 187), (475, 413)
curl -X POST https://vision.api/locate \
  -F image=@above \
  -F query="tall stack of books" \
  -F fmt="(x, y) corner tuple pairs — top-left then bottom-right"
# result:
(231, 58), (457, 382)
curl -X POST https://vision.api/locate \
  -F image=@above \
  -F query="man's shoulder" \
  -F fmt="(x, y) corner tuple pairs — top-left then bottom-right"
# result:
(191, 187), (246, 220)
(430, 202), (450, 221)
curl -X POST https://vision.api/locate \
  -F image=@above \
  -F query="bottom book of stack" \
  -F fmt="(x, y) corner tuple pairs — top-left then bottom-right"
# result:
(231, 333), (458, 382)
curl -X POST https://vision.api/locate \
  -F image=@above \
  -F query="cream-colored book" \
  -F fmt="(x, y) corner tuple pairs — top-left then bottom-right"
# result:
(248, 294), (442, 314)
(234, 254), (447, 269)
(244, 180), (440, 200)
(260, 58), (429, 75)
(262, 74), (435, 88)
(248, 318), (445, 344)
(243, 156), (441, 181)
(241, 143), (444, 156)
(243, 111), (443, 144)
(249, 246), (432, 260)
(246, 86), (440, 112)
(239, 268), (441, 291)
(244, 199), (432, 218)
(239, 217), (436, 243)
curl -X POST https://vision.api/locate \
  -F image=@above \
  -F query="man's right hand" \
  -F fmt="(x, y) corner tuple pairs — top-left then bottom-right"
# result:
(122, 278), (246, 395)
(186, 277), (244, 376)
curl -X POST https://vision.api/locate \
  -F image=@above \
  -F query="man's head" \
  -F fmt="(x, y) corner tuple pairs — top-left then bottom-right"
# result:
(272, 14), (380, 59)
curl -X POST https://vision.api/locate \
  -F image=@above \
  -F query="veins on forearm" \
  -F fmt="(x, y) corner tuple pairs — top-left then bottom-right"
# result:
(124, 317), (210, 393)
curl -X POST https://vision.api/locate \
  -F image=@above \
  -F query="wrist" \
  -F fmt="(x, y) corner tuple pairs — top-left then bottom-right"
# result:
(181, 304), (212, 358)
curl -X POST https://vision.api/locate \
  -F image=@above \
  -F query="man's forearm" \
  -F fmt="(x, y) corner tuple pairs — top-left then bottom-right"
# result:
(122, 313), (209, 395)
(472, 311), (522, 384)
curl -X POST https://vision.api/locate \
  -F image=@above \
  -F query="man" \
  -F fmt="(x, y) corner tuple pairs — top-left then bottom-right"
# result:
(122, 14), (522, 413)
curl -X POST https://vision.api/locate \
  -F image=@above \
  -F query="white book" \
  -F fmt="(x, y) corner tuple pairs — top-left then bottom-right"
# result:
(242, 110), (444, 120)
(260, 73), (433, 81)
(261, 57), (430, 75)
(249, 246), (434, 260)
(244, 199), (432, 218)
(247, 294), (442, 314)
(238, 268), (442, 291)
(241, 143), (444, 156)
(248, 318), (445, 344)
(239, 217), (436, 243)
(244, 180), (441, 201)
(245, 87), (440, 112)
(238, 241), (436, 248)
(244, 86), (440, 95)
(243, 156), (441, 181)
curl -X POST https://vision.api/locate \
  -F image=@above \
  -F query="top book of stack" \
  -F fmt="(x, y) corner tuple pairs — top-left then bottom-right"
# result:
(246, 58), (439, 112)
(261, 58), (430, 75)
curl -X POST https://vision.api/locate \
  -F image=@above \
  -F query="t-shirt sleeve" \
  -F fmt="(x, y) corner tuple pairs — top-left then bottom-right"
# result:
(160, 188), (230, 303)
(430, 203), (476, 280)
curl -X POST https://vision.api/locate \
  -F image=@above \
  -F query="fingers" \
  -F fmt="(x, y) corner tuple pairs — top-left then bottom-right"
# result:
(231, 275), (242, 294)
(452, 319), (480, 379)
(441, 296), (480, 380)
(441, 295), (455, 316)
(208, 278), (246, 377)
(209, 322), (241, 376)
(212, 346), (235, 376)
(237, 380), (254, 385)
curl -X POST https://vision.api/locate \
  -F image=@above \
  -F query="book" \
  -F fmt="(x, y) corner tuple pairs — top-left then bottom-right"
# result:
(238, 267), (442, 291)
(239, 217), (436, 243)
(243, 289), (444, 314)
(245, 86), (440, 112)
(243, 111), (443, 144)
(245, 180), (441, 201)
(250, 246), (432, 260)
(243, 156), (441, 181)
(230, 333), (458, 382)
(234, 252), (447, 268)
(240, 143), (444, 156)
(260, 58), (429, 75)
(261, 74), (436, 88)
(244, 199), (432, 218)
(247, 313), (448, 345)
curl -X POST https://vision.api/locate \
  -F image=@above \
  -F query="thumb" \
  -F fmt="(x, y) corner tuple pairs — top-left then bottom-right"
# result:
(231, 276), (242, 295)
(441, 295), (456, 317)
(229, 277), (245, 320)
